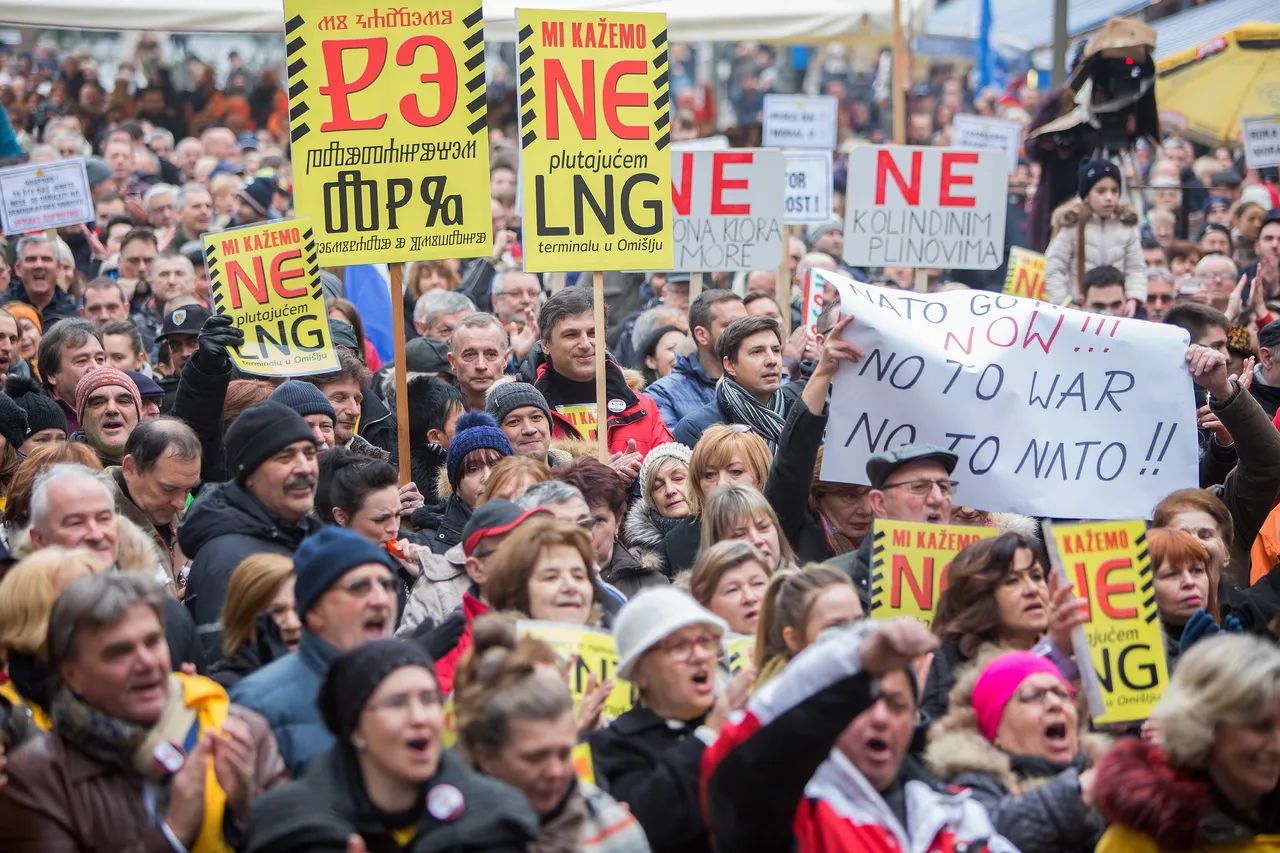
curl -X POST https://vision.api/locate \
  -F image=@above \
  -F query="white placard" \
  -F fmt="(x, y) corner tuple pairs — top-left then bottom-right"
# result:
(672, 135), (731, 152)
(671, 149), (785, 271)
(843, 144), (1009, 271)
(0, 158), (94, 236)
(763, 95), (838, 151)
(783, 150), (833, 225)
(1242, 115), (1280, 169)
(817, 269), (1198, 519)
(950, 114), (1022, 173)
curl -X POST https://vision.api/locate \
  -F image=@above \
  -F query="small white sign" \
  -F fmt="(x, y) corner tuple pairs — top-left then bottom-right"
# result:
(950, 114), (1022, 173)
(1242, 115), (1280, 169)
(783, 150), (833, 225)
(843, 144), (1009, 271)
(0, 158), (94, 236)
(670, 149), (785, 271)
(817, 269), (1198, 519)
(763, 95), (838, 151)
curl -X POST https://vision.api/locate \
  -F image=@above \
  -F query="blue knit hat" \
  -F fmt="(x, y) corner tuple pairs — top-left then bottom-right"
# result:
(446, 411), (512, 489)
(294, 526), (398, 615)
(270, 380), (337, 423)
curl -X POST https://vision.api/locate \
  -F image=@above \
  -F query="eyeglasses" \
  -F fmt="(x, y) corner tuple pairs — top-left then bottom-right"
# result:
(1014, 685), (1071, 705)
(335, 575), (397, 598)
(657, 633), (721, 661)
(367, 689), (442, 715)
(880, 478), (958, 497)
(1147, 294), (1174, 304)
(726, 424), (754, 434)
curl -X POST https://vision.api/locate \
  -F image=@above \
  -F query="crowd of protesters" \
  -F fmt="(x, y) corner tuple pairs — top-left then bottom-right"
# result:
(0, 28), (1276, 853)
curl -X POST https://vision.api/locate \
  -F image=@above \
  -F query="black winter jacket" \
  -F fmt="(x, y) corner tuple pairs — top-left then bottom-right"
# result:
(765, 400), (838, 565)
(655, 515), (701, 577)
(170, 351), (233, 484)
(825, 533), (873, 610)
(178, 481), (324, 630)
(248, 747), (537, 853)
(358, 387), (398, 464)
(587, 706), (711, 853)
(408, 495), (472, 556)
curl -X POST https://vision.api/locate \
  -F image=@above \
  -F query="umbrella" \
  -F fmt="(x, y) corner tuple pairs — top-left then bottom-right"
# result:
(1156, 22), (1280, 147)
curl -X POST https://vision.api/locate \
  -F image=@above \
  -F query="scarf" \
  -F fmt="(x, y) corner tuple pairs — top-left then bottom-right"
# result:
(715, 377), (787, 450)
(53, 675), (233, 853)
(646, 506), (683, 537)
(530, 783), (590, 853)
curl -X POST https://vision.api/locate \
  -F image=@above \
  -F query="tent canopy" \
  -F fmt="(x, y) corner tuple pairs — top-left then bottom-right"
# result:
(0, 0), (912, 41)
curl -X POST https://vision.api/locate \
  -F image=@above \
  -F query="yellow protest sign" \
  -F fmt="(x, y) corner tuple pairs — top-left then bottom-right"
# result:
(517, 620), (633, 718)
(725, 636), (755, 675)
(203, 217), (339, 376)
(1046, 520), (1169, 724)
(1003, 247), (1046, 300)
(515, 8), (674, 273)
(283, 0), (492, 265)
(869, 520), (998, 628)
(571, 742), (596, 785)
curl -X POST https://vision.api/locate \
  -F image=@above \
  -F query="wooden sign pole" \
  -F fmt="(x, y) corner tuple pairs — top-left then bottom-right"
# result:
(388, 264), (412, 483)
(690, 271), (703, 302)
(777, 225), (794, 339)
(591, 270), (609, 463)
(914, 268), (928, 293)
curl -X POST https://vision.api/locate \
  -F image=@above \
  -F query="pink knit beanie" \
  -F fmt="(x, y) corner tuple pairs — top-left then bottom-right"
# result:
(972, 651), (1072, 742)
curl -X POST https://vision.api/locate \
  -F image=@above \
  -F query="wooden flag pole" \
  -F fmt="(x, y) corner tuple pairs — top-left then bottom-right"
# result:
(914, 268), (928, 293)
(388, 263), (412, 484)
(592, 270), (609, 463)
(690, 271), (703, 302)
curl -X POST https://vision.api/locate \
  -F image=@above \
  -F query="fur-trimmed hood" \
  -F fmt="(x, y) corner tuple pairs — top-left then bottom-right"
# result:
(10, 514), (172, 593)
(621, 499), (665, 552)
(1051, 197), (1140, 230)
(1094, 739), (1216, 850)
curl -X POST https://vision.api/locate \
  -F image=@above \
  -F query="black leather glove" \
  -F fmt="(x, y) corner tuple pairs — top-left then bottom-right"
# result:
(409, 610), (467, 661)
(194, 313), (244, 372)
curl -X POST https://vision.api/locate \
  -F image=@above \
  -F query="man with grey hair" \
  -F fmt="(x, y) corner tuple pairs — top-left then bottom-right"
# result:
(24, 463), (204, 669)
(51, 131), (90, 160)
(148, 126), (175, 159)
(491, 268), (542, 360)
(115, 417), (203, 589)
(622, 303), (686, 370)
(0, 573), (286, 850)
(515, 480), (591, 525)
(173, 184), (215, 246)
(174, 137), (203, 182)
(413, 289), (475, 340)
(5, 234), (77, 326)
(144, 183), (178, 230)
(1146, 267), (1175, 322)
(448, 312), (509, 412)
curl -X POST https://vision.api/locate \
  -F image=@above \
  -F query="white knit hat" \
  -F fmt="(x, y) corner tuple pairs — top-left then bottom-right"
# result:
(638, 441), (693, 508)
(614, 587), (727, 681)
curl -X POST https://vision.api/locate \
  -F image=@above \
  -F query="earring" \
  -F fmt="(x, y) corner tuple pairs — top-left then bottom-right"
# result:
(352, 737), (367, 750)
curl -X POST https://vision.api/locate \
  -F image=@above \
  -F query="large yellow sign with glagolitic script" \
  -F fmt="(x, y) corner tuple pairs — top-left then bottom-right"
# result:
(284, 0), (493, 265)
(516, 8), (673, 273)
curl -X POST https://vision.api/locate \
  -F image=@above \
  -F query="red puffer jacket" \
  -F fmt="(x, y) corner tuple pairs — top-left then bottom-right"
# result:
(535, 360), (673, 459)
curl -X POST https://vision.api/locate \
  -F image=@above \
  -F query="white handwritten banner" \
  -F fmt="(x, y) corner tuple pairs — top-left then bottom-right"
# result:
(843, 144), (1008, 271)
(762, 95), (838, 151)
(671, 149), (784, 271)
(818, 270), (1198, 519)
(950, 114), (1022, 173)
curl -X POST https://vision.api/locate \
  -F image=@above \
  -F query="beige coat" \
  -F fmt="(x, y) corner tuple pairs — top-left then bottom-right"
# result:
(1043, 199), (1147, 305)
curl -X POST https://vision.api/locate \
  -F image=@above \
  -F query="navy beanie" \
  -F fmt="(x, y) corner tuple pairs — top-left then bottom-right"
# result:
(1079, 158), (1121, 199)
(270, 380), (337, 423)
(294, 526), (398, 615)
(445, 411), (512, 489)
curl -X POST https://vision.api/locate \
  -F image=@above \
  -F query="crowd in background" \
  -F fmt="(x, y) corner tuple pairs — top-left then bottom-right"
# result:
(0, 25), (1275, 853)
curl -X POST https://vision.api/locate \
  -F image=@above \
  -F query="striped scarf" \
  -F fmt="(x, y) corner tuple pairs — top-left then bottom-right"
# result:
(716, 377), (787, 450)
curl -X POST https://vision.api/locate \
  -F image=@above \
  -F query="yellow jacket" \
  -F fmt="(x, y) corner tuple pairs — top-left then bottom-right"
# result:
(0, 677), (50, 731)
(1099, 825), (1280, 853)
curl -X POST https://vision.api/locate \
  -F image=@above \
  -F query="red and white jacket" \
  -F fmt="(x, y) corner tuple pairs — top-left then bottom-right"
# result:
(702, 622), (1019, 853)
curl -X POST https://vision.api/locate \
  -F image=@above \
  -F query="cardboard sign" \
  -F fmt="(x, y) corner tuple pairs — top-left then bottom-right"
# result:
(203, 217), (339, 376)
(843, 144), (1009, 271)
(1045, 520), (1170, 724)
(1242, 115), (1280, 169)
(0, 158), (93, 235)
(284, 0), (493, 265)
(783, 150), (833, 225)
(671, 149), (784, 271)
(951, 114), (1022, 173)
(868, 520), (998, 627)
(762, 95), (838, 151)
(817, 269), (1198, 519)
(517, 620), (633, 718)
(1004, 247), (1046, 301)
(516, 8), (673, 273)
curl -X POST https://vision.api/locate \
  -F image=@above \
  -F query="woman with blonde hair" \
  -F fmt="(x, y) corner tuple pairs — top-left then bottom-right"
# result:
(481, 455), (552, 504)
(699, 484), (797, 574)
(0, 546), (101, 730)
(453, 616), (649, 853)
(1095, 634), (1280, 851)
(689, 539), (775, 639)
(657, 425), (773, 575)
(753, 564), (861, 686)
(209, 554), (300, 689)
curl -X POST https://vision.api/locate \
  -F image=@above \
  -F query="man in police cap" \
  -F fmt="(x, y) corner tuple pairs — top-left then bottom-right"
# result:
(825, 444), (958, 604)
(156, 303), (211, 412)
